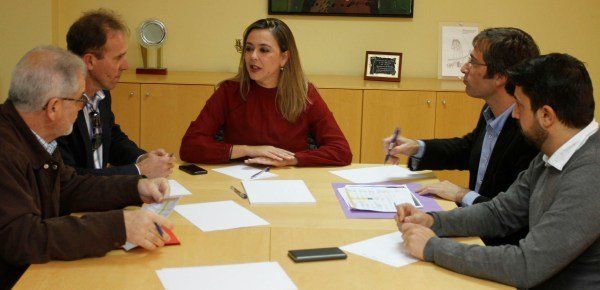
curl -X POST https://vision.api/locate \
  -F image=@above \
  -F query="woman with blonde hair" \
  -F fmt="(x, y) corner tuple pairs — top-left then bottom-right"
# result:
(180, 18), (351, 167)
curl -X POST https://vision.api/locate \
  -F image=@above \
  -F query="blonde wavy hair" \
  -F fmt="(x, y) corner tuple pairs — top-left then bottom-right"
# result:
(230, 18), (309, 123)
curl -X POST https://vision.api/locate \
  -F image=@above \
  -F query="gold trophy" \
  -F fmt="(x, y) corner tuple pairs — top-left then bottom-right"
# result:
(136, 19), (167, 75)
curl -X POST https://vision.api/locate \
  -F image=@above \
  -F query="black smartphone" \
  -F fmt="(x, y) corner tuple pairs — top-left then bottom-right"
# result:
(178, 164), (207, 175)
(288, 247), (347, 263)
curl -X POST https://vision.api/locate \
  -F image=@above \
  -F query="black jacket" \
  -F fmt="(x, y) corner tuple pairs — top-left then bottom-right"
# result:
(58, 90), (145, 176)
(410, 105), (538, 245)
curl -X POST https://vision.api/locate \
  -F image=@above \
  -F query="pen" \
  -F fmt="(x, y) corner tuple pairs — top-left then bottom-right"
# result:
(154, 222), (164, 236)
(230, 186), (247, 199)
(250, 166), (270, 179)
(384, 127), (400, 164)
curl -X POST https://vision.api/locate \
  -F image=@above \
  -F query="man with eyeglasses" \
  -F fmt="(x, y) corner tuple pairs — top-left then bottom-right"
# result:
(58, 9), (174, 178)
(396, 53), (599, 289)
(0, 46), (174, 289)
(383, 28), (540, 246)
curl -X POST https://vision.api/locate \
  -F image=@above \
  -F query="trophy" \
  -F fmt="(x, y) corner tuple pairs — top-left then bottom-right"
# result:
(235, 39), (243, 53)
(136, 19), (167, 75)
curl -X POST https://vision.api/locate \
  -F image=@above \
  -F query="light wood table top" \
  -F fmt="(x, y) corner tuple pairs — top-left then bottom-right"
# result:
(15, 164), (511, 290)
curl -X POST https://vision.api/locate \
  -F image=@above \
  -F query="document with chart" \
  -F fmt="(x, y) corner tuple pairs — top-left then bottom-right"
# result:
(343, 184), (422, 212)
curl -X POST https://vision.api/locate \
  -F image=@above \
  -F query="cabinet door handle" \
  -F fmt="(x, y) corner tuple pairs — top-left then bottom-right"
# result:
(442, 99), (447, 105)
(145, 93), (151, 97)
(426, 99), (432, 105)
(129, 91), (134, 96)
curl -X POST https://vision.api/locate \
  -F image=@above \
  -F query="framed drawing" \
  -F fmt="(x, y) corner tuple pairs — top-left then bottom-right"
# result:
(364, 51), (402, 82)
(269, 0), (414, 18)
(438, 23), (479, 79)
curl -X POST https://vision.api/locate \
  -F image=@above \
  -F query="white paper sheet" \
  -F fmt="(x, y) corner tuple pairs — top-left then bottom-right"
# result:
(156, 262), (297, 290)
(330, 165), (424, 183)
(123, 196), (181, 250)
(212, 165), (278, 180)
(242, 180), (316, 204)
(168, 179), (192, 196)
(337, 188), (352, 207)
(174, 200), (269, 232)
(340, 231), (418, 267)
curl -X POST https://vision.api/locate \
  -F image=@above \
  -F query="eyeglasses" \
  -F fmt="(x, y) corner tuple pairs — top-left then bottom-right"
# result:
(89, 109), (102, 150)
(43, 94), (89, 110)
(466, 55), (487, 68)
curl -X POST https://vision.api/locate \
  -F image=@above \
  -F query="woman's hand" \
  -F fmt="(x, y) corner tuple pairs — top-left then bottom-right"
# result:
(232, 145), (295, 161)
(245, 156), (298, 167)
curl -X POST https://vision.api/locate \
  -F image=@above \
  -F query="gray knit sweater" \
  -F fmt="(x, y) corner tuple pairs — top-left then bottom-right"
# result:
(424, 132), (600, 289)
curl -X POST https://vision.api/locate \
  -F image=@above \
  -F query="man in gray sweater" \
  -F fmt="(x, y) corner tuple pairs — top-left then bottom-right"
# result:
(395, 53), (599, 289)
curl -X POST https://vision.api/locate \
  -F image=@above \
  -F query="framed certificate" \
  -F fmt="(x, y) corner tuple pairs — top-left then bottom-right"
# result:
(364, 51), (402, 82)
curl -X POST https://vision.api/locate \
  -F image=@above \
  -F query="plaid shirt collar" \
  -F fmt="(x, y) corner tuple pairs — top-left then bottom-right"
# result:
(31, 129), (57, 155)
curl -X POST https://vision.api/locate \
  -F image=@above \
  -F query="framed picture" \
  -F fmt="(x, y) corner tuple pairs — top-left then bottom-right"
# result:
(268, 0), (414, 18)
(438, 23), (479, 79)
(364, 51), (402, 82)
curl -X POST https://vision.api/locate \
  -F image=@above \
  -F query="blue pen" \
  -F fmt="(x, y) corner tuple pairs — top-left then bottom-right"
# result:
(384, 127), (400, 164)
(154, 223), (164, 236)
(250, 166), (270, 179)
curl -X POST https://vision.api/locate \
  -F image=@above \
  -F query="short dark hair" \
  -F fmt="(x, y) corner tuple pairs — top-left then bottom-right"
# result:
(473, 27), (540, 79)
(507, 53), (595, 129)
(66, 9), (128, 58)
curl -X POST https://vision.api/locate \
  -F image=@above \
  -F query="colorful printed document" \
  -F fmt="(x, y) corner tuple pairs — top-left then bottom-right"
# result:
(344, 184), (422, 212)
(332, 183), (443, 219)
(123, 196), (181, 250)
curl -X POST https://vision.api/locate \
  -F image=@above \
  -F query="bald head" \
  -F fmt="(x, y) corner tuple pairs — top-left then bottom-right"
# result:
(8, 46), (86, 112)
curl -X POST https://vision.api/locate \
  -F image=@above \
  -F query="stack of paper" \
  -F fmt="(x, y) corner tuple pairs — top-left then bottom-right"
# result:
(341, 232), (418, 267)
(213, 165), (277, 180)
(343, 184), (422, 212)
(174, 200), (269, 232)
(156, 262), (297, 290)
(168, 179), (192, 196)
(330, 165), (426, 183)
(242, 180), (316, 204)
(123, 196), (181, 250)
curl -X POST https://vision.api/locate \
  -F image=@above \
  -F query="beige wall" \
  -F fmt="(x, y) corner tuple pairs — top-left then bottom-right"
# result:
(2, 1), (599, 116)
(54, 0), (600, 116)
(0, 0), (54, 101)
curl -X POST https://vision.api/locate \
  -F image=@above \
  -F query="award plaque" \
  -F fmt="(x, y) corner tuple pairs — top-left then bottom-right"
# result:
(364, 51), (402, 82)
(136, 19), (167, 75)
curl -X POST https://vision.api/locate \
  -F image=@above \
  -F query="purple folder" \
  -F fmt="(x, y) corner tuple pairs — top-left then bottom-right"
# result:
(332, 182), (443, 219)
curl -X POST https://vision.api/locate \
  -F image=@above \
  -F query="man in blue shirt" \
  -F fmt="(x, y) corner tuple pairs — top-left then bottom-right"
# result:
(383, 27), (540, 245)
(396, 53), (599, 290)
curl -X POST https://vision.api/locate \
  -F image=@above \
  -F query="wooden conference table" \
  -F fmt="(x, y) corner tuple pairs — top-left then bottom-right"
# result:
(15, 164), (511, 289)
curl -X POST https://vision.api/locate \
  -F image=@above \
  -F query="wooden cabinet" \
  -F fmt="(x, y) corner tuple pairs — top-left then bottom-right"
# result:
(112, 72), (483, 173)
(361, 90), (436, 163)
(360, 90), (483, 188)
(433, 92), (485, 187)
(318, 89), (363, 163)
(111, 83), (141, 144)
(140, 84), (214, 156)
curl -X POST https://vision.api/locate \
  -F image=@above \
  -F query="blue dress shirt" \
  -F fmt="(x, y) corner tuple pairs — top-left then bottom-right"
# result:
(412, 104), (515, 206)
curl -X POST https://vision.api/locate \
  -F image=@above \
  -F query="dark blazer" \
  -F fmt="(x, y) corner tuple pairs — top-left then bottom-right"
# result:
(58, 90), (146, 176)
(410, 105), (539, 245)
